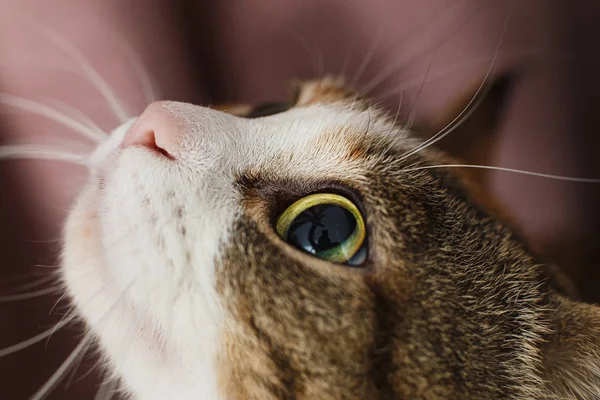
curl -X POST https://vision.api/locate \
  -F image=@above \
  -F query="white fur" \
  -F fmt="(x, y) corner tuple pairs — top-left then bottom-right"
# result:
(61, 101), (395, 399)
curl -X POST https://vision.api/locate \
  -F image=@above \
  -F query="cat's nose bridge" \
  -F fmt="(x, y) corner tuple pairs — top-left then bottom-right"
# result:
(120, 101), (187, 158)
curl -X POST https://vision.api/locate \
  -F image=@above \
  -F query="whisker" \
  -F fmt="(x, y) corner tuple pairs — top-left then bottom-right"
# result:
(69, 9), (162, 108)
(338, 42), (353, 81)
(0, 94), (105, 142)
(0, 145), (86, 165)
(68, 347), (106, 387)
(352, 0), (457, 88)
(33, 274), (138, 400)
(0, 274), (55, 292)
(250, 1), (322, 79)
(382, 81), (405, 140)
(120, 46), (160, 106)
(378, 46), (562, 100)
(45, 307), (75, 349)
(280, 23), (322, 78)
(0, 314), (75, 358)
(350, 23), (384, 88)
(401, 164), (600, 184)
(404, 108), (417, 135)
(29, 336), (93, 400)
(379, 54), (503, 100)
(50, 289), (73, 316)
(397, 1), (514, 162)
(94, 377), (117, 400)
(34, 25), (130, 123)
(404, 35), (441, 123)
(360, 0), (482, 95)
(19, 137), (93, 156)
(0, 285), (63, 302)
(63, 336), (96, 390)
(50, 244), (142, 324)
(316, 44), (326, 78)
(54, 275), (143, 394)
(44, 98), (106, 139)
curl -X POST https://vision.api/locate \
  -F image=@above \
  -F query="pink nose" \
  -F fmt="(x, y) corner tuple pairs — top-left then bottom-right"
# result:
(120, 102), (181, 158)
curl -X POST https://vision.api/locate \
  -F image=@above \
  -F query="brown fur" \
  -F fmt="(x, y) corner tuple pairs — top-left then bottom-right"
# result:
(213, 77), (600, 399)
(294, 76), (358, 106)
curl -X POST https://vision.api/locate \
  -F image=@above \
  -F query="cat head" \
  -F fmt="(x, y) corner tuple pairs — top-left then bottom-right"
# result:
(61, 76), (600, 399)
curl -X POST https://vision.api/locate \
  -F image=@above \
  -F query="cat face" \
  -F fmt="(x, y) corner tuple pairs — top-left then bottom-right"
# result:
(61, 78), (600, 399)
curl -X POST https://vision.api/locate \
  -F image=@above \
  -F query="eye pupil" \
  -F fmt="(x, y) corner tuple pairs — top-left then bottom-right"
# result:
(275, 193), (368, 266)
(287, 204), (356, 254)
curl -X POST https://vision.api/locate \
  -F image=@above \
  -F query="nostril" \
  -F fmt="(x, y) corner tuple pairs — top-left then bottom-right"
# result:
(120, 102), (179, 159)
(121, 124), (153, 149)
(121, 126), (173, 159)
(153, 140), (173, 158)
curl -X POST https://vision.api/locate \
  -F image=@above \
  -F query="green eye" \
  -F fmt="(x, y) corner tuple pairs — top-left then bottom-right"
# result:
(276, 193), (367, 265)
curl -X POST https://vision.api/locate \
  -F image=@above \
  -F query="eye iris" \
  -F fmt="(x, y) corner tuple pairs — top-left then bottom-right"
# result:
(276, 193), (366, 265)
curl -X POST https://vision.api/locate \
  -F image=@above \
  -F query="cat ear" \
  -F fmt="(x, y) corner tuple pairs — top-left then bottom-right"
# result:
(418, 72), (518, 192)
(212, 104), (254, 117)
(213, 76), (359, 117)
(292, 76), (358, 106)
(542, 292), (600, 399)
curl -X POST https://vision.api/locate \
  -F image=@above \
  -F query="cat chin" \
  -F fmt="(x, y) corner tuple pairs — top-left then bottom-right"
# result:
(63, 122), (233, 399)
(61, 185), (228, 399)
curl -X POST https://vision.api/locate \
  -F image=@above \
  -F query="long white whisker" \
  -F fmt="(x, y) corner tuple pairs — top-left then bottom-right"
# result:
(281, 24), (321, 78)
(338, 42), (353, 81)
(44, 98), (106, 138)
(350, 23), (384, 87)
(360, 0), (481, 95)
(0, 94), (104, 142)
(404, 34), (441, 123)
(382, 81), (405, 142)
(120, 47), (160, 106)
(316, 45), (326, 78)
(355, 0), (459, 89)
(63, 335), (96, 389)
(29, 336), (93, 400)
(0, 285), (63, 302)
(53, 275), (142, 396)
(379, 46), (558, 100)
(94, 377), (118, 400)
(21, 136), (93, 155)
(401, 164), (600, 184)
(398, 2), (514, 162)
(0, 274), (55, 292)
(379, 55), (502, 100)
(37, 26), (129, 123)
(50, 289), (73, 316)
(0, 315), (74, 358)
(34, 281), (133, 400)
(66, 9), (161, 107)
(0, 145), (86, 165)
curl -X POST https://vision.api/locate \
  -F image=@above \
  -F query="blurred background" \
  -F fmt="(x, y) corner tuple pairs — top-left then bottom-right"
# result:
(0, 0), (599, 398)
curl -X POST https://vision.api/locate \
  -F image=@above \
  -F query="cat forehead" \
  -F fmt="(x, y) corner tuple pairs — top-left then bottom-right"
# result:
(155, 100), (405, 176)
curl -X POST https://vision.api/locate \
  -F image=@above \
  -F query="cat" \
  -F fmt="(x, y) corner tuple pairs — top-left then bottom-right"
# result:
(47, 73), (600, 399)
